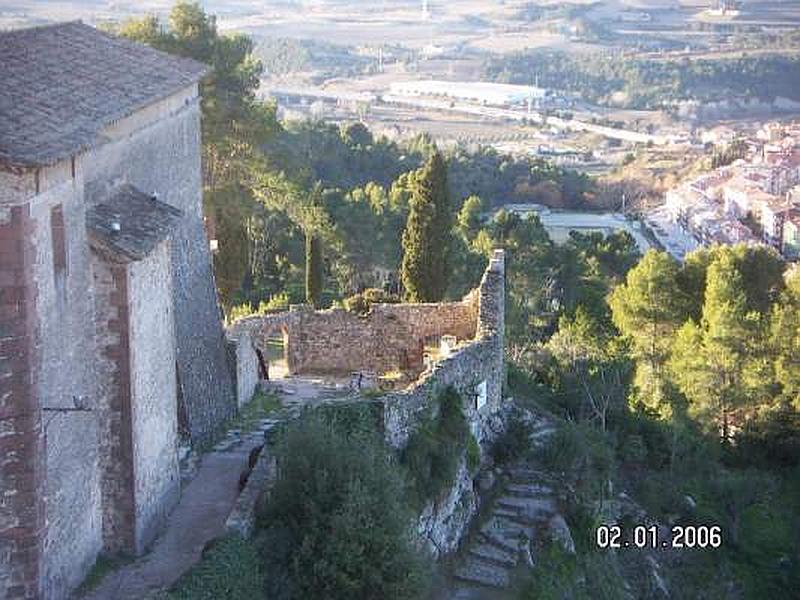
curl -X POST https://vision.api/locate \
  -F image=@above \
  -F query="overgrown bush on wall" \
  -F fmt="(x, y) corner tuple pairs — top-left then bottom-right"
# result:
(258, 414), (430, 600)
(343, 288), (400, 315)
(401, 386), (475, 507)
(490, 412), (531, 464)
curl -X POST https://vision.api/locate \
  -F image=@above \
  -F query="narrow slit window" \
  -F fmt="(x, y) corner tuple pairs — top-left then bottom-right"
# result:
(51, 204), (67, 274)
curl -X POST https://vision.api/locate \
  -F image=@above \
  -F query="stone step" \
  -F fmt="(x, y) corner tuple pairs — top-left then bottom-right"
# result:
(529, 428), (556, 446)
(469, 543), (518, 568)
(506, 467), (549, 484)
(453, 557), (511, 589)
(498, 496), (559, 524)
(505, 464), (541, 477)
(497, 496), (535, 511)
(492, 507), (519, 520)
(529, 419), (555, 433)
(518, 498), (560, 524)
(480, 529), (519, 555)
(481, 515), (532, 541)
(506, 482), (553, 498)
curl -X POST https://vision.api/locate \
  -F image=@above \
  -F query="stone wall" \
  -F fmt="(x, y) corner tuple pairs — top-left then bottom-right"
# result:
(82, 85), (235, 445)
(30, 173), (102, 599)
(229, 291), (480, 381)
(92, 253), (136, 555)
(383, 250), (506, 451)
(383, 250), (506, 558)
(377, 297), (478, 343)
(127, 242), (180, 553)
(226, 329), (260, 409)
(0, 204), (46, 600)
(286, 306), (423, 375)
(0, 84), (226, 598)
(224, 252), (507, 561)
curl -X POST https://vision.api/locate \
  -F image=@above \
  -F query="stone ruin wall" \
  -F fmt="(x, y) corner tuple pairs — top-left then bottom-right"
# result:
(381, 250), (506, 558)
(230, 291), (480, 382)
(381, 250), (506, 450)
(225, 251), (506, 559)
(226, 329), (260, 409)
(286, 307), (422, 376)
(228, 252), (504, 427)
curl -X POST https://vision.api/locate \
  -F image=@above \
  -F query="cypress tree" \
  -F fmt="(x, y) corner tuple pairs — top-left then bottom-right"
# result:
(400, 151), (452, 302)
(305, 233), (323, 308)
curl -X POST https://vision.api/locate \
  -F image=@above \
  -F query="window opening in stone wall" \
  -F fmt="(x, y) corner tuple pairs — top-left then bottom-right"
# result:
(475, 380), (488, 411)
(263, 330), (288, 380)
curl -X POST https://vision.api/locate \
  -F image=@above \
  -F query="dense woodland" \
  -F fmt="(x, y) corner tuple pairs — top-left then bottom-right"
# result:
(483, 50), (800, 110)
(116, 4), (798, 599)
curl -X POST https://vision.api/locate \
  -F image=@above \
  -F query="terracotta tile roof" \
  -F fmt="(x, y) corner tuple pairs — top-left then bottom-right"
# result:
(87, 184), (183, 262)
(0, 21), (208, 169)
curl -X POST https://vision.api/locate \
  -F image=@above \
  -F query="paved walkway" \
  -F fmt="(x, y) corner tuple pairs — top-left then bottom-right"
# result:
(81, 435), (263, 599)
(80, 376), (352, 599)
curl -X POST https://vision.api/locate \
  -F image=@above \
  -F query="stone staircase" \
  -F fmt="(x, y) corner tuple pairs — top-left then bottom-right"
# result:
(450, 417), (560, 596)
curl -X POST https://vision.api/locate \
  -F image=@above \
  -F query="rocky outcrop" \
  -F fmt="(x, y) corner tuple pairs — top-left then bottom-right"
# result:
(417, 459), (478, 559)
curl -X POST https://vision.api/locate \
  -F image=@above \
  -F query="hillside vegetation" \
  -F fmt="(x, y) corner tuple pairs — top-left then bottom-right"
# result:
(484, 50), (800, 110)
(122, 4), (799, 599)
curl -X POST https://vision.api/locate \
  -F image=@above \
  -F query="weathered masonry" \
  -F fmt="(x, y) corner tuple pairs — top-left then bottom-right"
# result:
(0, 23), (234, 599)
(230, 250), (505, 437)
(228, 250), (507, 554)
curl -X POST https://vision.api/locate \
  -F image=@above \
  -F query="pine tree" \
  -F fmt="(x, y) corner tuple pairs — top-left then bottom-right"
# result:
(669, 253), (761, 442)
(771, 267), (800, 410)
(305, 233), (323, 308)
(400, 151), (452, 302)
(609, 250), (687, 412)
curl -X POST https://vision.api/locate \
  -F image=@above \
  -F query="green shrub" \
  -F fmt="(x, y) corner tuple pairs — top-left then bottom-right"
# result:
(517, 543), (579, 600)
(363, 288), (399, 304)
(466, 435), (481, 473)
(259, 415), (430, 600)
(313, 402), (384, 437)
(518, 543), (625, 600)
(343, 293), (369, 314)
(402, 387), (470, 507)
(228, 302), (257, 323)
(228, 292), (290, 324)
(490, 413), (530, 464)
(343, 288), (400, 314)
(728, 405), (800, 468)
(167, 536), (264, 600)
(540, 423), (615, 508)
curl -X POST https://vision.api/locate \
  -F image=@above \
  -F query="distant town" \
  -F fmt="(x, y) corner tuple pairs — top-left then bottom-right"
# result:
(653, 122), (800, 260)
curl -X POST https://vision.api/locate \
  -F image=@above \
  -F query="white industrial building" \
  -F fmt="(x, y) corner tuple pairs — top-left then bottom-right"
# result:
(389, 80), (547, 107)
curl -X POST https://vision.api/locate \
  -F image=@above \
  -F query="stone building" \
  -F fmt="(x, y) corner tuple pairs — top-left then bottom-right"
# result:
(0, 23), (235, 598)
